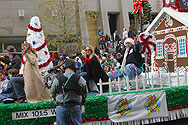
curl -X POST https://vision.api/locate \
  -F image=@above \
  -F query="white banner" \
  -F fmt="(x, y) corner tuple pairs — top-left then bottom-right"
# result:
(108, 91), (168, 122)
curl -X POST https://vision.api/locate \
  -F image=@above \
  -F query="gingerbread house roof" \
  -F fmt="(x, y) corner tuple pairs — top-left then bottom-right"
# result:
(145, 7), (188, 33)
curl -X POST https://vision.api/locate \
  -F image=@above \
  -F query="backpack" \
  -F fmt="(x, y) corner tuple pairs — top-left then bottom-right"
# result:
(56, 73), (83, 95)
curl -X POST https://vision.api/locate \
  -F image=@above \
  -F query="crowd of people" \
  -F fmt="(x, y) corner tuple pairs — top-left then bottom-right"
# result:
(0, 29), (143, 101)
(51, 35), (145, 92)
(0, 43), (51, 103)
(0, 29), (146, 124)
(97, 28), (136, 54)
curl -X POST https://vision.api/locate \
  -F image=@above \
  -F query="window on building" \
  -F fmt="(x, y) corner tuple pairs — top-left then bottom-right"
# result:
(177, 36), (186, 56)
(157, 41), (163, 57)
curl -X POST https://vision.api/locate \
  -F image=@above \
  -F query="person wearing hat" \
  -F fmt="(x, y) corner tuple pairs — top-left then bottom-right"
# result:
(0, 46), (21, 73)
(122, 37), (144, 86)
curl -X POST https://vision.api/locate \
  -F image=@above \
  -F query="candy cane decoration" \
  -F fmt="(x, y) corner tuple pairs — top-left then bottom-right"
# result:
(164, 44), (169, 71)
(110, 63), (115, 71)
(101, 64), (106, 71)
(152, 61), (160, 77)
(142, 63), (152, 87)
(151, 52), (156, 70)
(129, 64), (139, 89)
(161, 62), (169, 73)
(106, 65), (116, 92)
(106, 65), (113, 73)
(139, 33), (156, 56)
(121, 65), (127, 79)
(185, 66), (188, 72)
(173, 42), (177, 72)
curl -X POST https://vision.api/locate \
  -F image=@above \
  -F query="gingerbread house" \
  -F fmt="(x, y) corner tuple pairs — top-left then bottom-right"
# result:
(145, 7), (188, 72)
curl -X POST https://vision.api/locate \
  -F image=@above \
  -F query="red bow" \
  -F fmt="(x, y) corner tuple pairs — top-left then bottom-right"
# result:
(140, 34), (156, 56)
(132, 0), (143, 14)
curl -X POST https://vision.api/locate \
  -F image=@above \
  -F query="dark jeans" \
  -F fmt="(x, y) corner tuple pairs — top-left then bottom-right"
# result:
(0, 92), (14, 100)
(80, 72), (87, 81)
(56, 105), (82, 125)
(11, 77), (25, 99)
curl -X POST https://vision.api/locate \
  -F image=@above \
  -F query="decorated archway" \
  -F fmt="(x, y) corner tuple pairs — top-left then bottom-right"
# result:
(163, 34), (177, 72)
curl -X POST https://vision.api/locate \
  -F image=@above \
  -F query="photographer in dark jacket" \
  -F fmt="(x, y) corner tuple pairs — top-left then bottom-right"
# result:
(50, 59), (87, 125)
(0, 46), (21, 73)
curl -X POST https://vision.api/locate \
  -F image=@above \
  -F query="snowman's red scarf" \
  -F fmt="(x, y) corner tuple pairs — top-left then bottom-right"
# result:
(28, 24), (42, 32)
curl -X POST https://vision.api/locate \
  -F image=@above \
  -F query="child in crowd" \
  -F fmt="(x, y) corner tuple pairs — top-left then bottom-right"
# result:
(0, 70), (6, 92)
(0, 69), (18, 101)
(108, 57), (117, 70)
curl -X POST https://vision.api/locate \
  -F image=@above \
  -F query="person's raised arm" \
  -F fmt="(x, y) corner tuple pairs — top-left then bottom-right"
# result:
(79, 50), (91, 64)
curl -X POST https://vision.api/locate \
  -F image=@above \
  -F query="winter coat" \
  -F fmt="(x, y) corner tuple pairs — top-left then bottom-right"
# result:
(85, 56), (109, 84)
(23, 52), (50, 103)
(125, 42), (144, 68)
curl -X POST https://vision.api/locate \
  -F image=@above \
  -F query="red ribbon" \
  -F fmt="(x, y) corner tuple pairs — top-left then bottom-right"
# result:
(21, 56), (25, 65)
(168, 105), (188, 111)
(33, 39), (47, 51)
(82, 117), (110, 123)
(21, 54), (53, 69)
(28, 24), (42, 32)
(38, 57), (53, 69)
(132, 0), (143, 14)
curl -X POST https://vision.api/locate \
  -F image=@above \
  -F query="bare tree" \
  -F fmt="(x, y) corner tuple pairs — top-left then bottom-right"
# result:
(38, 0), (83, 52)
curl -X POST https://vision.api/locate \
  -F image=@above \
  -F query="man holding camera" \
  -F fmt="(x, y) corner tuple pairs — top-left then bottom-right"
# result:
(50, 59), (88, 125)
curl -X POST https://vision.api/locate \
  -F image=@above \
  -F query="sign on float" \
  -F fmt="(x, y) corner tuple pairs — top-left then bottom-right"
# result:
(12, 106), (85, 120)
(12, 109), (56, 120)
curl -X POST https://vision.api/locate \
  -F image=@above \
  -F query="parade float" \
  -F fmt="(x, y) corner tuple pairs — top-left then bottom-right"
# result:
(2, 1), (188, 125)
(1, 86), (188, 125)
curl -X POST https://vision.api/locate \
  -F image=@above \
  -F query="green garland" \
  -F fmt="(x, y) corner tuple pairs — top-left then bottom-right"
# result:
(1, 86), (188, 124)
(133, 0), (153, 25)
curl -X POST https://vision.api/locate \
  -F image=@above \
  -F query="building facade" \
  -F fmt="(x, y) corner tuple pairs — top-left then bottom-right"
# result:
(0, 0), (163, 54)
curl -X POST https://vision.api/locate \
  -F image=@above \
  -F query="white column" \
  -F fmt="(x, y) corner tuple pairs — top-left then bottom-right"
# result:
(120, 0), (132, 32)
(78, 0), (89, 46)
(99, 0), (110, 35)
